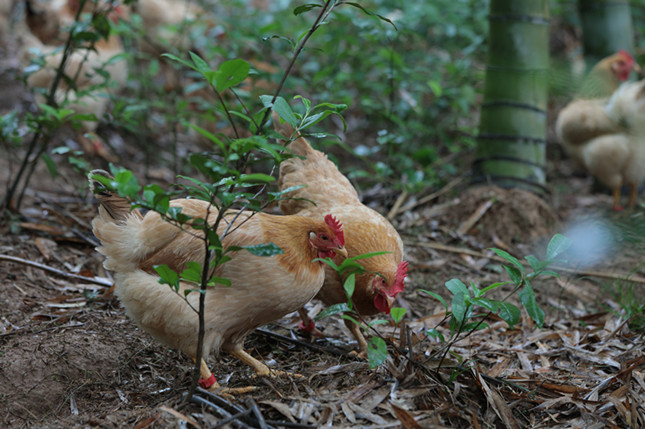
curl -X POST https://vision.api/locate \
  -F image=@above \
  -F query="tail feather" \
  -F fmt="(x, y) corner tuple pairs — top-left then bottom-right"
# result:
(89, 169), (142, 222)
(89, 169), (146, 272)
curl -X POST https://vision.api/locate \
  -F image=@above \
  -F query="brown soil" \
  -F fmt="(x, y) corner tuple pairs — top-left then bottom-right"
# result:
(2, 159), (644, 427)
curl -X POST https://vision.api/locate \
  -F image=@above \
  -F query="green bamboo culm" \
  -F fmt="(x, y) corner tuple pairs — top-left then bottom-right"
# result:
(579, 0), (635, 67)
(472, 0), (549, 194)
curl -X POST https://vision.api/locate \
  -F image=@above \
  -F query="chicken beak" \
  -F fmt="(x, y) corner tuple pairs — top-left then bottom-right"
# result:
(634, 63), (643, 76)
(335, 246), (348, 258)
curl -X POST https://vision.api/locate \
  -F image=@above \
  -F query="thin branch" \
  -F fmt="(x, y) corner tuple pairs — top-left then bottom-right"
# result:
(0, 254), (113, 287)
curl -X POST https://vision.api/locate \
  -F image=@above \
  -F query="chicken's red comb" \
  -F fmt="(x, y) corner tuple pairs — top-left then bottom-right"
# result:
(324, 214), (345, 246)
(618, 49), (635, 64)
(387, 260), (408, 297)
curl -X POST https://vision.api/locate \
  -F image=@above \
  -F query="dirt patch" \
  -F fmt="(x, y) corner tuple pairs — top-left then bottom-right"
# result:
(441, 185), (559, 249)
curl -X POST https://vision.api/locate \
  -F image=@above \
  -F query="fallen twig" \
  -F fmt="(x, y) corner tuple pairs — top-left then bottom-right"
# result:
(405, 239), (645, 284)
(0, 254), (113, 287)
(389, 176), (464, 219)
(386, 190), (408, 220)
(255, 328), (348, 357)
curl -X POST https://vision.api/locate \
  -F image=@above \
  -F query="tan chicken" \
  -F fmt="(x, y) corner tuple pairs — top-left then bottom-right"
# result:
(131, 0), (205, 55)
(556, 51), (644, 210)
(578, 79), (645, 209)
(89, 170), (347, 390)
(274, 113), (408, 357)
(556, 51), (636, 167)
(22, 0), (128, 161)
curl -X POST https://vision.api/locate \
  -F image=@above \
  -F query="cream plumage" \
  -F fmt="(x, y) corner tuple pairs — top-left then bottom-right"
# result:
(89, 170), (346, 390)
(274, 114), (408, 356)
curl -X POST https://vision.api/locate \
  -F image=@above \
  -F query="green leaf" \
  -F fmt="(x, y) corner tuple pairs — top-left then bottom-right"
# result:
(367, 337), (387, 369)
(496, 302), (521, 328)
(189, 51), (211, 74)
(161, 53), (196, 71)
(538, 270), (560, 278)
(243, 243), (284, 257)
(445, 278), (470, 298)
(471, 298), (499, 314)
(546, 233), (572, 260)
(342, 2), (397, 29)
(479, 281), (510, 294)
(112, 168), (141, 199)
(490, 248), (525, 274)
(524, 255), (542, 272)
(418, 289), (447, 310)
(293, 3), (320, 15)
(214, 59), (250, 92)
(208, 276), (232, 287)
(41, 153), (57, 178)
(343, 273), (355, 299)
(518, 282), (545, 328)
(238, 173), (275, 184)
(340, 314), (360, 325)
(426, 328), (445, 342)
(315, 303), (350, 321)
(344, 251), (391, 262)
(390, 307), (406, 324)
(154, 264), (179, 290)
(450, 291), (467, 324)
(428, 80), (442, 97)
(180, 261), (202, 284)
(314, 257), (339, 271)
(185, 122), (227, 153)
(504, 265), (523, 285)
(267, 96), (298, 128)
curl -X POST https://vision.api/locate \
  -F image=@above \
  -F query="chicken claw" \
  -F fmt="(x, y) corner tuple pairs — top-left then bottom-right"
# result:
(228, 349), (303, 379)
(198, 359), (257, 395)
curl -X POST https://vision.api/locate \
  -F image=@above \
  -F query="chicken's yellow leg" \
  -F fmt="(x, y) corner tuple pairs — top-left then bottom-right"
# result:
(229, 348), (303, 379)
(194, 358), (256, 394)
(628, 183), (639, 210)
(229, 349), (271, 376)
(345, 318), (368, 359)
(612, 187), (623, 211)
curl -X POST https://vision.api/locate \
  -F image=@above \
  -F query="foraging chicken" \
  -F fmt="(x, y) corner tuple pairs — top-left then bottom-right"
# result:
(89, 170), (347, 390)
(578, 79), (645, 209)
(131, 0), (205, 55)
(556, 50), (636, 166)
(274, 113), (408, 356)
(22, 0), (127, 161)
(556, 51), (645, 210)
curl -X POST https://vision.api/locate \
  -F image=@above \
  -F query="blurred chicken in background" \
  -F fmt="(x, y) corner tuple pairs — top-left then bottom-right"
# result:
(555, 50), (645, 210)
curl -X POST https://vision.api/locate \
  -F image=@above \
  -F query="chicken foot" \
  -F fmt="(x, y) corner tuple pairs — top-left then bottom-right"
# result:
(345, 318), (368, 359)
(195, 358), (256, 395)
(297, 308), (325, 338)
(612, 187), (624, 212)
(229, 349), (303, 379)
(628, 183), (639, 210)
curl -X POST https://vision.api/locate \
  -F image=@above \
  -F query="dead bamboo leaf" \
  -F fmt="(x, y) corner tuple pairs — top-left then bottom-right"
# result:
(347, 402), (389, 425)
(35, 237), (57, 260)
(360, 386), (390, 412)
(259, 400), (297, 423)
(340, 402), (356, 424)
(158, 405), (201, 429)
(390, 403), (423, 429)
(134, 413), (162, 429)
(475, 370), (519, 429)
(456, 200), (493, 236)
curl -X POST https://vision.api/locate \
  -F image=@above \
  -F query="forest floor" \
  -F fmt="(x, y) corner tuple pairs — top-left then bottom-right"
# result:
(1, 141), (644, 428)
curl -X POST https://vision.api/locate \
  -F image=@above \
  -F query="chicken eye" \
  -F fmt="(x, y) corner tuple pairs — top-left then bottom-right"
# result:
(320, 234), (329, 241)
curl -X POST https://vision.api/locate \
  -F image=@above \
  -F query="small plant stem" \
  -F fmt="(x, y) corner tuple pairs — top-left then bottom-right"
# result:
(257, 0), (337, 131)
(1, 0), (87, 215)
